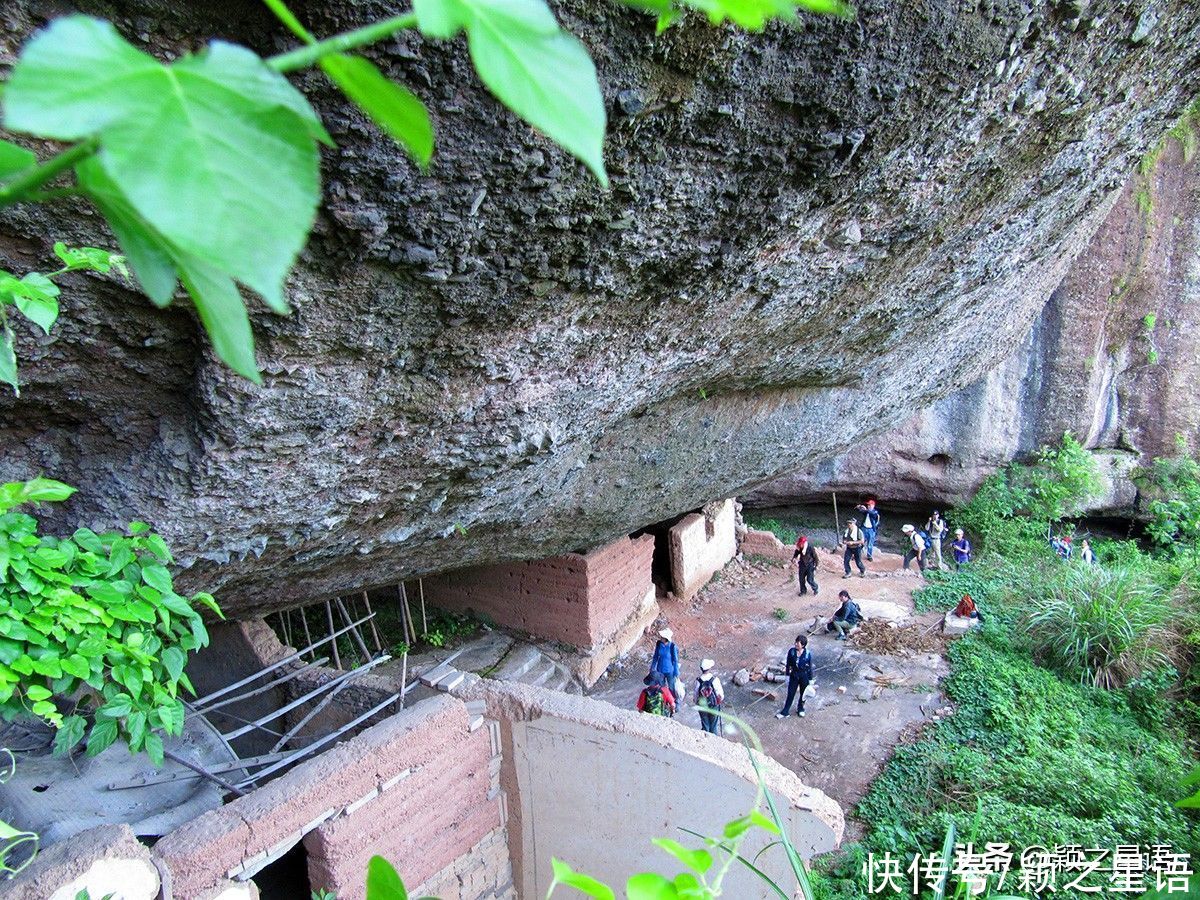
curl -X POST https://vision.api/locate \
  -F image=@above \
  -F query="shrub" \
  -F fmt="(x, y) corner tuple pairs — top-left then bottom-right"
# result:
(1135, 443), (1200, 557)
(1025, 563), (1171, 689)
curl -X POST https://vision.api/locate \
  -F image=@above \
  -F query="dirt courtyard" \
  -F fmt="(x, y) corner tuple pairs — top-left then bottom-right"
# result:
(588, 546), (951, 835)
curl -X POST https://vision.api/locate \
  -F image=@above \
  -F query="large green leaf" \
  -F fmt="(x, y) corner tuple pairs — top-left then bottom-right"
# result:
(176, 256), (260, 383)
(365, 855), (409, 900)
(5, 16), (322, 313)
(0, 139), (36, 182)
(321, 54), (433, 167)
(413, 0), (607, 185)
(0, 327), (18, 394)
(0, 271), (60, 334)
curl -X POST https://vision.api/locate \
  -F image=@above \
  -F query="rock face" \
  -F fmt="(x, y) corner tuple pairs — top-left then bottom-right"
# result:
(747, 124), (1200, 515)
(2, 2), (1200, 615)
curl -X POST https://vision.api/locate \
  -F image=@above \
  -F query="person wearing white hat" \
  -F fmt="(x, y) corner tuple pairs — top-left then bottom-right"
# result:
(650, 627), (680, 697)
(694, 659), (724, 734)
(901, 524), (925, 575)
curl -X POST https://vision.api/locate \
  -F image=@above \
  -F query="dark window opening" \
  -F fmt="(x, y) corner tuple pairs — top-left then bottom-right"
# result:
(252, 840), (313, 900)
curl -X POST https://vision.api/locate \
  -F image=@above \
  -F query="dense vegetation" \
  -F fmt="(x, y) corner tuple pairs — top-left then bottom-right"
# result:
(813, 436), (1200, 899)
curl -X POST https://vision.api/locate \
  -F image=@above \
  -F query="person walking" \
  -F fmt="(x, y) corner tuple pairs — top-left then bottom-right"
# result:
(842, 518), (866, 578)
(650, 628), (680, 698)
(827, 589), (863, 640)
(951, 528), (972, 570)
(1080, 538), (1097, 564)
(695, 659), (725, 734)
(776, 634), (814, 719)
(637, 672), (676, 717)
(902, 524), (925, 575)
(792, 534), (819, 596)
(856, 499), (881, 561)
(926, 510), (948, 570)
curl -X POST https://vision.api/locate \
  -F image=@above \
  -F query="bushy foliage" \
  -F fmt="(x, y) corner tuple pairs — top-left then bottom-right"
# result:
(1025, 563), (1172, 689)
(1135, 443), (1200, 557)
(0, 478), (219, 765)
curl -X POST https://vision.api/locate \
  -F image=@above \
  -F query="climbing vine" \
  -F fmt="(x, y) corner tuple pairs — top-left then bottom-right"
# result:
(0, 0), (849, 385)
(0, 478), (221, 766)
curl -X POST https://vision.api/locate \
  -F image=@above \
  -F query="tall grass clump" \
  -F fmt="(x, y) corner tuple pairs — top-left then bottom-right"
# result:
(1026, 563), (1172, 688)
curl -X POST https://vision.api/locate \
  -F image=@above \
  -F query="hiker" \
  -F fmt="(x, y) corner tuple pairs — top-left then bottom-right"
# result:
(695, 659), (725, 734)
(650, 628), (681, 697)
(1051, 534), (1073, 560)
(827, 589), (863, 640)
(926, 510), (948, 569)
(776, 634), (814, 719)
(792, 534), (819, 596)
(902, 524), (926, 574)
(856, 499), (881, 561)
(841, 518), (866, 578)
(1080, 538), (1097, 565)
(637, 671), (676, 717)
(954, 593), (984, 624)
(951, 528), (972, 570)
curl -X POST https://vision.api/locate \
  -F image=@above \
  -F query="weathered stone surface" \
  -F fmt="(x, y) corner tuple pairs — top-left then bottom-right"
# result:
(1, 2), (1199, 615)
(747, 131), (1200, 514)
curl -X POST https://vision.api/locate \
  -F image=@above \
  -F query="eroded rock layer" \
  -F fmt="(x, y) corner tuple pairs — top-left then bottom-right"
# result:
(2, 1), (1199, 613)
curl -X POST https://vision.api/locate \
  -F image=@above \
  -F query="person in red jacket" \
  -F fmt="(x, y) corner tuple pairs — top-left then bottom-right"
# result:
(792, 535), (819, 596)
(637, 671), (676, 717)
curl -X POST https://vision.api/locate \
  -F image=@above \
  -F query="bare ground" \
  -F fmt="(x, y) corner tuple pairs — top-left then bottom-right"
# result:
(587, 547), (951, 837)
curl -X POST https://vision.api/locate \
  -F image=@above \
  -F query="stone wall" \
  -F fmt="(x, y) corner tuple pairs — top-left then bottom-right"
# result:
(423, 534), (658, 655)
(6, 825), (161, 900)
(669, 499), (738, 599)
(152, 694), (508, 900)
(453, 678), (844, 899)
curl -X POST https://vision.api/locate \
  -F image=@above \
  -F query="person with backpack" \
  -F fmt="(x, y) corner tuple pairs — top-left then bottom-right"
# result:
(841, 518), (866, 578)
(855, 499), (881, 561)
(695, 659), (725, 734)
(826, 589), (863, 640)
(650, 627), (680, 696)
(792, 534), (819, 596)
(953, 593), (985, 624)
(951, 528), (972, 570)
(901, 524), (926, 575)
(926, 511), (948, 569)
(776, 634), (814, 719)
(1080, 538), (1097, 564)
(637, 671), (676, 717)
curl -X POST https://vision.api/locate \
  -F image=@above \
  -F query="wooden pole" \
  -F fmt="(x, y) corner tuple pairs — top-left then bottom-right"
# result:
(418, 578), (428, 636)
(324, 601), (341, 670)
(397, 584), (411, 646)
(400, 582), (417, 644)
(337, 597), (372, 662)
(362, 591), (383, 654)
(833, 491), (841, 548)
(299, 605), (314, 660)
(399, 651), (408, 709)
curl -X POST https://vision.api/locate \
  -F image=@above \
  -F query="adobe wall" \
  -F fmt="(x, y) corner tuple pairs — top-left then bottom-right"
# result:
(739, 527), (792, 562)
(5, 824), (161, 900)
(669, 498), (738, 600)
(153, 694), (510, 900)
(422, 534), (659, 677)
(452, 678), (844, 899)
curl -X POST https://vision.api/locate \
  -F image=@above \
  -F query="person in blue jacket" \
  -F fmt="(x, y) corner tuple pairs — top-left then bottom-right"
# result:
(650, 628), (680, 694)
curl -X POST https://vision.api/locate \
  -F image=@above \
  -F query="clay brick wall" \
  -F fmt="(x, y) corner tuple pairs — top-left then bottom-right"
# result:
(669, 499), (737, 600)
(153, 695), (507, 900)
(422, 534), (655, 651)
(740, 528), (791, 561)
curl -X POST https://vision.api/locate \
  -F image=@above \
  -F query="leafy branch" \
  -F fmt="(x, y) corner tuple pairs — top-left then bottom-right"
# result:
(0, 242), (127, 395)
(0, 0), (849, 384)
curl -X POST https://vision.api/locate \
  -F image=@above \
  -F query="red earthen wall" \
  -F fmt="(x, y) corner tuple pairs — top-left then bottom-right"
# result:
(422, 535), (654, 650)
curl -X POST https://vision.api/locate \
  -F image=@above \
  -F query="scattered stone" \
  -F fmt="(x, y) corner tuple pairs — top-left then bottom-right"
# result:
(732, 667), (751, 687)
(617, 89), (646, 115)
(942, 611), (980, 636)
(1131, 9), (1158, 44)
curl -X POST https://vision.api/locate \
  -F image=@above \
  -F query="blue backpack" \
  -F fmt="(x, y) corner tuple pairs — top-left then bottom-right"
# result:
(918, 530), (933, 550)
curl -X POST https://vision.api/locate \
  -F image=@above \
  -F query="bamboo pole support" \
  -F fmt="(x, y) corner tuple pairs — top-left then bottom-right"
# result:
(324, 600), (341, 669)
(418, 578), (428, 636)
(362, 591), (383, 654)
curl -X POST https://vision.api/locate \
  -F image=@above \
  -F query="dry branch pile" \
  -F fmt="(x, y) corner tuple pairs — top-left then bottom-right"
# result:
(851, 619), (944, 655)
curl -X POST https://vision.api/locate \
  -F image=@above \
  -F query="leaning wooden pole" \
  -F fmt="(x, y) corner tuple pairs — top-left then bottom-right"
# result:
(324, 600), (341, 669)
(362, 591), (383, 654)
(401, 582), (417, 644)
(418, 578), (428, 636)
(397, 584), (412, 646)
(832, 491), (841, 547)
(399, 651), (408, 710)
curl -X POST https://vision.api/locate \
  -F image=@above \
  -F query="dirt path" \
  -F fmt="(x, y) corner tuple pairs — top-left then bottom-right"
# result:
(588, 547), (949, 837)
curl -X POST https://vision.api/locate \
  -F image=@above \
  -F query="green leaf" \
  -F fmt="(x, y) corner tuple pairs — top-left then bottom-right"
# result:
(72, 527), (105, 554)
(652, 839), (712, 875)
(25, 683), (51, 701)
(626, 873), (679, 900)
(86, 718), (118, 756)
(162, 646), (186, 683)
(0, 139), (36, 182)
(175, 254), (261, 383)
(549, 859), (614, 900)
(1, 271), (61, 334)
(141, 563), (173, 595)
(158, 699), (185, 735)
(159, 592), (198, 618)
(0, 326), (17, 395)
(415, 0), (607, 185)
(365, 855), (409, 900)
(53, 714), (87, 755)
(192, 592), (223, 618)
(75, 158), (178, 306)
(320, 54), (433, 167)
(143, 533), (173, 563)
(144, 731), (165, 767)
(98, 694), (133, 718)
(5, 17), (321, 313)
(61, 653), (91, 679)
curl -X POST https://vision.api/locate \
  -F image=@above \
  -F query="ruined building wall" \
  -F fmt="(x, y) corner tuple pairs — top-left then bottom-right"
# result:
(669, 499), (738, 600)
(423, 534), (656, 651)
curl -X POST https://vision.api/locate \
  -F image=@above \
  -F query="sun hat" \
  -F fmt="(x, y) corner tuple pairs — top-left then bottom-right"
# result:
(659, 628), (673, 641)
(902, 524), (915, 533)
(700, 659), (715, 672)
(955, 528), (964, 536)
